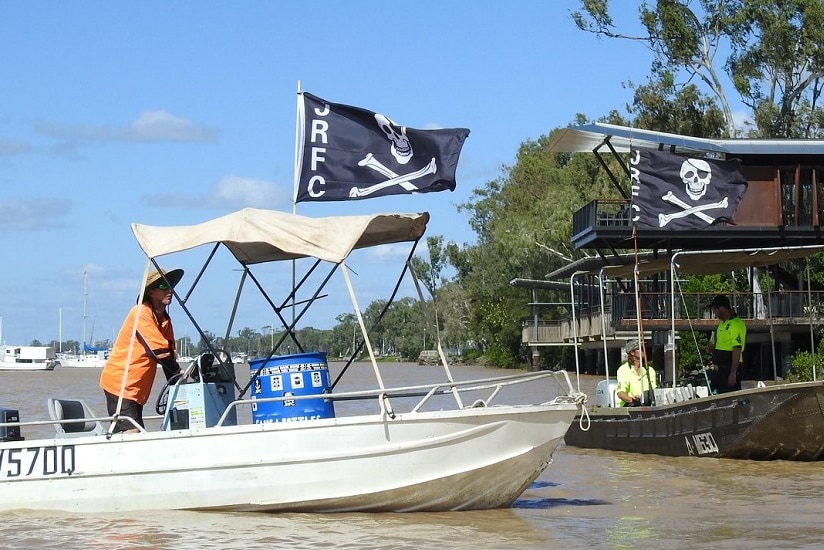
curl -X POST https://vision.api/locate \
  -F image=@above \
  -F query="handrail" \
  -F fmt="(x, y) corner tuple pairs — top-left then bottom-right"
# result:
(216, 370), (578, 426)
(7, 414), (146, 434)
(522, 290), (824, 325)
(1, 371), (582, 434)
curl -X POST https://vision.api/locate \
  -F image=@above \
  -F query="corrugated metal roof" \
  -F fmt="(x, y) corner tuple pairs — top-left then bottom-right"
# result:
(547, 123), (824, 156)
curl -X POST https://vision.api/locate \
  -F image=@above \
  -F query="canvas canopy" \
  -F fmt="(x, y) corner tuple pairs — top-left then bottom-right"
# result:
(131, 208), (430, 264)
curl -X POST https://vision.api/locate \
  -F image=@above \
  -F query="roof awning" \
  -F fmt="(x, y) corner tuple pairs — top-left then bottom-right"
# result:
(131, 208), (430, 264)
(547, 122), (824, 156)
(548, 246), (824, 280)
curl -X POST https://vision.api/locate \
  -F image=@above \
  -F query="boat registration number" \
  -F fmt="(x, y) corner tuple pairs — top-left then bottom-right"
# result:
(0, 445), (75, 478)
(685, 432), (719, 456)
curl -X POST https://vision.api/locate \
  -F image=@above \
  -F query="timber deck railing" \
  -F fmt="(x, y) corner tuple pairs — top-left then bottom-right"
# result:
(522, 290), (824, 344)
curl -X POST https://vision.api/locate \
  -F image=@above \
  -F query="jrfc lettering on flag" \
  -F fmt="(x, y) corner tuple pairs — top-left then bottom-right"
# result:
(295, 92), (470, 203)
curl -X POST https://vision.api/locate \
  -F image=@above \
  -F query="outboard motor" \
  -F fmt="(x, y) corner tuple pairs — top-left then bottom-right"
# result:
(595, 379), (619, 408)
(159, 352), (238, 430)
(0, 408), (23, 441)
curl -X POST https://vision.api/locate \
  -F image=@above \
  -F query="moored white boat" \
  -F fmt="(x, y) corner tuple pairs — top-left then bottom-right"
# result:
(0, 208), (584, 513)
(0, 345), (58, 371)
(58, 349), (109, 369)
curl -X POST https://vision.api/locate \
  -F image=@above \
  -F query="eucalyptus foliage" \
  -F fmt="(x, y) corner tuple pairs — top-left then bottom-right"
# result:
(573, 0), (824, 138)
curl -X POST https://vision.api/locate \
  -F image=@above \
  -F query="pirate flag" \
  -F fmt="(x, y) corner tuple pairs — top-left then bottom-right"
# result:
(295, 92), (470, 203)
(630, 147), (748, 230)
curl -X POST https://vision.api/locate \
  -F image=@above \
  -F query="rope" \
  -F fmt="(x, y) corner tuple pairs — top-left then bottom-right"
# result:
(673, 266), (715, 393)
(576, 396), (591, 432)
(549, 390), (590, 430)
(632, 227), (657, 405)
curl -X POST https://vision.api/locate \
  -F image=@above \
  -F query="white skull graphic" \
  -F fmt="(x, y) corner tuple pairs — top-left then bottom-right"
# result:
(375, 113), (412, 165)
(680, 158), (712, 200)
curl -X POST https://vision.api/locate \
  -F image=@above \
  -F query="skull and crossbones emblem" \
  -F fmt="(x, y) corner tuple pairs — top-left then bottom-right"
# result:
(681, 158), (711, 200)
(349, 113), (438, 197)
(375, 114), (412, 165)
(657, 158), (728, 227)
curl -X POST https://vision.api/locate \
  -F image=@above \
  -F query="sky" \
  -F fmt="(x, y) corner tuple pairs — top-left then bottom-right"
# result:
(0, 1), (657, 347)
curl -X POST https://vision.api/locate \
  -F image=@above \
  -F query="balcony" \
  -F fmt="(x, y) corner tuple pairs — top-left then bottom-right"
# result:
(570, 199), (824, 254)
(521, 290), (824, 346)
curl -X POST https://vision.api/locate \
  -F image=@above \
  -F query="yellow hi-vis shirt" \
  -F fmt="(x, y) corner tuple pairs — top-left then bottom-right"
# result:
(712, 315), (746, 366)
(615, 361), (658, 407)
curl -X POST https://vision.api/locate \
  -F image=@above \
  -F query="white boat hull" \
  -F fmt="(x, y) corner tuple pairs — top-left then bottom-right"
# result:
(0, 403), (577, 513)
(57, 354), (107, 369)
(0, 362), (56, 371)
(0, 346), (57, 371)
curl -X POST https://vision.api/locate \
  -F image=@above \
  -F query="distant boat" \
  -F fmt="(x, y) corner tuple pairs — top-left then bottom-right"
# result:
(59, 349), (109, 369)
(0, 346), (58, 371)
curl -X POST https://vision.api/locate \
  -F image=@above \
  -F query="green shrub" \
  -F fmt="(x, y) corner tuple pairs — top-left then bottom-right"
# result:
(787, 349), (824, 382)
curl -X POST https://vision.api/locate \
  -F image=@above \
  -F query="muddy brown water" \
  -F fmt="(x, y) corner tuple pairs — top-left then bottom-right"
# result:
(1, 364), (821, 549)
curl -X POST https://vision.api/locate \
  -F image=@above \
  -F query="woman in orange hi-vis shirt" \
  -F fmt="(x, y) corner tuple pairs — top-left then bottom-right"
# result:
(100, 268), (184, 433)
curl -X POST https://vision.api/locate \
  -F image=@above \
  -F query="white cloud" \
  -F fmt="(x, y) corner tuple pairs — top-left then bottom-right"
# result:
(143, 175), (291, 210)
(0, 138), (31, 156)
(0, 198), (71, 230)
(123, 110), (219, 142)
(211, 175), (287, 208)
(34, 110), (219, 148)
(730, 109), (754, 137)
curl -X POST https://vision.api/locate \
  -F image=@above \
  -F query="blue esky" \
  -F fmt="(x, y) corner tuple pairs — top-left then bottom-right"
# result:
(1, 1), (659, 346)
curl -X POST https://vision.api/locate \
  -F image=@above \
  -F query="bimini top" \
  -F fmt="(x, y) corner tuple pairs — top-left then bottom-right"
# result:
(131, 208), (429, 264)
(547, 122), (824, 156)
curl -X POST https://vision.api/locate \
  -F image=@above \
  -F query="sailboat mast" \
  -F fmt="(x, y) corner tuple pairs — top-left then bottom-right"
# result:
(82, 270), (88, 350)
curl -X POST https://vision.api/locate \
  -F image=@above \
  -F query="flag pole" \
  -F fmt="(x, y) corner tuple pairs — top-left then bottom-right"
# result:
(289, 80), (304, 335)
(292, 80), (303, 212)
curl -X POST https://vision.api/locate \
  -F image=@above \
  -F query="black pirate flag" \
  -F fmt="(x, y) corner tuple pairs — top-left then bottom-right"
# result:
(295, 92), (470, 203)
(630, 147), (748, 230)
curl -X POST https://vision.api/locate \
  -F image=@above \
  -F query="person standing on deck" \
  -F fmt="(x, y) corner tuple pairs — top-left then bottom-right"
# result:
(615, 339), (657, 407)
(100, 268), (184, 433)
(707, 294), (746, 393)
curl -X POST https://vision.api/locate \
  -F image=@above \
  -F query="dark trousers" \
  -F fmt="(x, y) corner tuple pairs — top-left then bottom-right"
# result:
(104, 390), (145, 432)
(712, 365), (742, 394)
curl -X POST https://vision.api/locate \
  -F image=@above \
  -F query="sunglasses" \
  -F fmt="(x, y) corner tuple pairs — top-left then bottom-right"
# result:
(154, 283), (171, 291)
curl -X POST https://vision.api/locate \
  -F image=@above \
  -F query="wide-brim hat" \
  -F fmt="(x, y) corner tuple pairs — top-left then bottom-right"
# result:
(707, 295), (730, 309)
(144, 268), (184, 293)
(624, 339), (640, 354)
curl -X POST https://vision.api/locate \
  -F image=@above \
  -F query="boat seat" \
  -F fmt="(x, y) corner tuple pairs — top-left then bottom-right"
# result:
(47, 398), (106, 437)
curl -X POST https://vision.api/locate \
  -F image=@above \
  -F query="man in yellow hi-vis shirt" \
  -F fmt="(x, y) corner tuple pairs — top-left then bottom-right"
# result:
(707, 294), (746, 394)
(616, 339), (657, 407)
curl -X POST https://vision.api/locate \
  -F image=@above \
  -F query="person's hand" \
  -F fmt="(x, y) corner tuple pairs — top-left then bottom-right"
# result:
(728, 371), (737, 386)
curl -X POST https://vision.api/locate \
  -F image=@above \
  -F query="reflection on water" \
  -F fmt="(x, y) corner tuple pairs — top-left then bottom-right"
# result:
(2, 367), (824, 548)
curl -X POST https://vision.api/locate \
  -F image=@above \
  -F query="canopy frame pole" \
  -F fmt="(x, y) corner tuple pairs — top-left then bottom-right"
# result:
(569, 270), (588, 394)
(340, 261), (386, 392)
